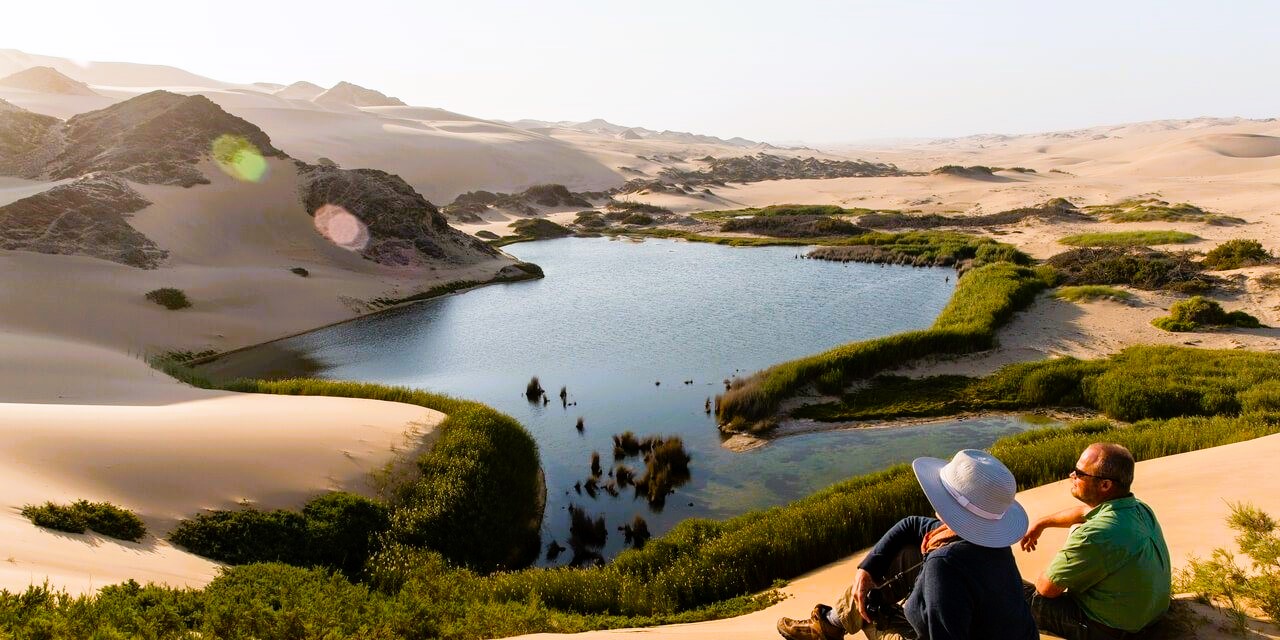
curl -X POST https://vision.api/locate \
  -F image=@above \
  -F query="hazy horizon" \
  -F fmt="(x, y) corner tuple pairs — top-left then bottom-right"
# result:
(6, 0), (1280, 144)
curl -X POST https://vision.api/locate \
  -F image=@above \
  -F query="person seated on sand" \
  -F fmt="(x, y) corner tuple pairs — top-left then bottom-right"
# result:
(1020, 443), (1171, 639)
(777, 449), (1038, 640)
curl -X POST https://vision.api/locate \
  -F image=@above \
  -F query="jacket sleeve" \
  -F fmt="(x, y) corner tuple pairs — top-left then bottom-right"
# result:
(910, 556), (973, 640)
(858, 516), (940, 579)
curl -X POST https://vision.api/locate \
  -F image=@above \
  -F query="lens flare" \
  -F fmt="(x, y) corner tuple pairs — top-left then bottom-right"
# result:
(314, 204), (369, 251)
(211, 134), (268, 183)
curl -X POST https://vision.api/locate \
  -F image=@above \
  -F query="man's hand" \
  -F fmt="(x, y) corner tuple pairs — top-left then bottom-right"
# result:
(852, 568), (879, 623)
(1020, 523), (1045, 552)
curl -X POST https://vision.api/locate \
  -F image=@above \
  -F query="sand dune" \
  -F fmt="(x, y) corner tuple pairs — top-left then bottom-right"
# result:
(1193, 133), (1280, 158)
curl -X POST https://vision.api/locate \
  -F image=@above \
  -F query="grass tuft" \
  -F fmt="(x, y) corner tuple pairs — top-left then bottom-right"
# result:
(144, 287), (191, 310)
(1059, 231), (1199, 247)
(1054, 285), (1133, 302)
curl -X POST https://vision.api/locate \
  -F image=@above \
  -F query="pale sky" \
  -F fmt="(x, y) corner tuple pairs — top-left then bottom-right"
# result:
(5, 0), (1279, 144)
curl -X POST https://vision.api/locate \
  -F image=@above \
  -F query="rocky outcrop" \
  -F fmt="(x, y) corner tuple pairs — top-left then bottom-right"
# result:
(0, 99), (62, 177)
(313, 81), (406, 108)
(45, 90), (286, 187)
(0, 174), (166, 268)
(0, 66), (99, 96)
(298, 163), (499, 266)
(442, 185), (594, 221)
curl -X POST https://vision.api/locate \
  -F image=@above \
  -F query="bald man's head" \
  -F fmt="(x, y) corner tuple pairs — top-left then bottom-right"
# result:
(1088, 443), (1135, 495)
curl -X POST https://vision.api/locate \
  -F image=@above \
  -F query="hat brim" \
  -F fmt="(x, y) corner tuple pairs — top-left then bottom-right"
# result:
(912, 456), (1028, 548)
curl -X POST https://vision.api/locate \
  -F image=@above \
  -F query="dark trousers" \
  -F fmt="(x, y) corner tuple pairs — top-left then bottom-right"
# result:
(1023, 582), (1128, 640)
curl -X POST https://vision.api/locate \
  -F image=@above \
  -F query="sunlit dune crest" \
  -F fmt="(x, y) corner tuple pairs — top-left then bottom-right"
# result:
(313, 203), (369, 251)
(211, 133), (268, 183)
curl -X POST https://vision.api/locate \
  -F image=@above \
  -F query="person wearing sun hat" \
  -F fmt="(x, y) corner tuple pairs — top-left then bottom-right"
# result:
(777, 449), (1038, 640)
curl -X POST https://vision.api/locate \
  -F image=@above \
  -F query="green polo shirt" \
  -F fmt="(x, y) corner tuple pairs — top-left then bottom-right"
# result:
(1045, 495), (1171, 631)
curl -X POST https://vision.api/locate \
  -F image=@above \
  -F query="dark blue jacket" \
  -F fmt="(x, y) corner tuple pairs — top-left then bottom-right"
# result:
(859, 516), (1038, 640)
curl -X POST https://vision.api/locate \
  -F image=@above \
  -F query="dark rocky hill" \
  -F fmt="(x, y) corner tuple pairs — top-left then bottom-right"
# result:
(0, 66), (99, 96)
(47, 90), (286, 186)
(0, 174), (166, 268)
(298, 163), (499, 266)
(0, 99), (62, 177)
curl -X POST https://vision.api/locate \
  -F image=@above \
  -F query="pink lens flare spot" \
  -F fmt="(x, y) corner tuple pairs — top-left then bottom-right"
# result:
(314, 204), (369, 251)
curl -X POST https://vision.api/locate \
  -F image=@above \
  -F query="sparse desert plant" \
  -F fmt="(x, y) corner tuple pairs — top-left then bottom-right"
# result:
(144, 287), (191, 310)
(1152, 296), (1261, 332)
(1256, 271), (1280, 289)
(1177, 503), (1280, 628)
(290, 266), (310, 277)
(1054, 285), (1133, 302)
(1202, 239), (1273, 270)
(22, 500), (146, 542)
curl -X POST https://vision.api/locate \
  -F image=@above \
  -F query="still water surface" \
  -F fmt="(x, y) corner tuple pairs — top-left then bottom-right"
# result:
(218, 238), (1045, 563)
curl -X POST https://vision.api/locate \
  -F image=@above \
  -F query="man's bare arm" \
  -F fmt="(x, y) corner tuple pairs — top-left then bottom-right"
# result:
(1020, 504), (1090, 551)
(1034, 572), (1066, 598)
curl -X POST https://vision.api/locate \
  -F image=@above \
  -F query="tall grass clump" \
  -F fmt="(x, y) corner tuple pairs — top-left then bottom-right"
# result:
(1086, 198), (1245, 225)
(21, 500), (147, 542)
(1059, 230), (1199, 247)
(1152, 296), (1262, 332)
(716, 260), (1047, 431)
(144, 287), (191, 310)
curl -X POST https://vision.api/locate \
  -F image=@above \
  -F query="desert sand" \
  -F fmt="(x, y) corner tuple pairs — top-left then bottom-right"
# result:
(1, 50), (1280, 639)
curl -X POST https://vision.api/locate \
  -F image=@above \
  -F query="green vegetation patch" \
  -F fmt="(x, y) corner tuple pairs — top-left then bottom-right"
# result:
(1059, 230), (1199, 247)
(797, 345), (1280, 423)
(692, 204), (867, 221)
(144, 287), (191, 310)
(22, 500), (146, 542)
(1046, 247), (1215, 293)
(493, 218), (574, 245)
(856, 198), (1084, 231)
(1054, 285), (1133, 302)
(368, 265), (543, 307)
(1152, 296), (1262, 332)
(1086, 198), (1246, 225)
(931, 165), (996, 177)
(1202, 239), (1274, 270)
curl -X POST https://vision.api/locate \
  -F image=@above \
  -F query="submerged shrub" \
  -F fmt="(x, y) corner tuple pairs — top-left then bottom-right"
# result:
(145, 287), (191, 310)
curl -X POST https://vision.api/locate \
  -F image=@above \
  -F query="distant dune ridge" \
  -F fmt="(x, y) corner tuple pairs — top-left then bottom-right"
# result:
(274, 80), (326, 101)
(313, 80), (406, 107)
(0, 66), (100, 96)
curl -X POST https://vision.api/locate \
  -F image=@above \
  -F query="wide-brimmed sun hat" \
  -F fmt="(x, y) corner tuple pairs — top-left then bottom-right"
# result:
(912, 449), (1028, 548)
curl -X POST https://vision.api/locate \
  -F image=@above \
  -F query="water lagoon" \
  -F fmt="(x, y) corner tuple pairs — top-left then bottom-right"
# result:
(214, 237), (1042, 563)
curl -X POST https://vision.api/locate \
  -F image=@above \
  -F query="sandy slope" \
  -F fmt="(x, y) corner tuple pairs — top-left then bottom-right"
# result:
(508, 434), (1280, 640)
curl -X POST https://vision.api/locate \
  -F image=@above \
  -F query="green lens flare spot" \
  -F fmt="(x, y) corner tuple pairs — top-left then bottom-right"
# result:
(212, 134), (268, 183)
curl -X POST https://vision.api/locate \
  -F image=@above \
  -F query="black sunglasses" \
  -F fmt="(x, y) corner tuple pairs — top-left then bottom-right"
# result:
(1071, 466), (1116, 482)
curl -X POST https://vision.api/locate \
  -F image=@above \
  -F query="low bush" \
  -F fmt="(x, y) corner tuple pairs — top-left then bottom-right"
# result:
(1202, 239), (1273, 270)
(1046, 247), (1214, 293)
(622, 213), (655, 225)
(22, 500), (146, 542)
(606, 201), (671, 215)
(144, 287), (191, 310)
(1058, 230), (1199, 247)
(1054, 285), (1133, 302)
(719, 214), (865, 238)
(290, 267), (310, 277)
(475, 229), (499, 239)
(693, 204), (856, 220)
(1152, 296), (1261, 332)
(502, 218), (573, 244)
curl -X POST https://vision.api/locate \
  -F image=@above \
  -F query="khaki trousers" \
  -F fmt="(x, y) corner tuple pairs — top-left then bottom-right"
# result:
(833, 545), (923, 640)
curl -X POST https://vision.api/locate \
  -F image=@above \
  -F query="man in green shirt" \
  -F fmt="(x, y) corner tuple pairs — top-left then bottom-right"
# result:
(1019, 443), (1170, 639)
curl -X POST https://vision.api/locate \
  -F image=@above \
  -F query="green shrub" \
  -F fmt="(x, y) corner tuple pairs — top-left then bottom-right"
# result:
(1059, 230), (1199, 247)
(303, 493), (390, 576)
(475, 229), (499, 239)
(622, 213), (655, 225)
(170, 507), (309, 565)
(719, 214), (865, 238)
(21, 500), (146, 542)
(1086, 198), (1245, 225)
(506, 218), (573, 242)
(1054, 285), (1133, 302)
(144, 287), (191, 310)
(1046, 247), (1214, 292)
(1202, 239), (1273, 270)
(1177, 503), (1280, 629)
(1152, 296), (1261, 332)
(289, 267), (309, 277)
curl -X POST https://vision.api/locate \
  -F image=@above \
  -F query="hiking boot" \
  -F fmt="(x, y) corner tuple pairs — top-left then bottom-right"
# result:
(777, 604), (845, 640)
